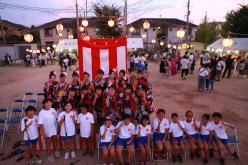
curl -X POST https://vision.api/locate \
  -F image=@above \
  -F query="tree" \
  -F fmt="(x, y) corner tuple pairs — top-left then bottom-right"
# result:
(30, 25), (40, 43)
(93, 3), (122, 37)
(222, 4), (248, 37)
(195, 14), (216, 45)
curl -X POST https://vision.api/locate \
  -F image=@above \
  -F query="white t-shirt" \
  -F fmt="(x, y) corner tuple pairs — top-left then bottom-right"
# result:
(136, 124), (151, 137)
(77, 112), (94, 138)
(38, 108), (58, 137)
(58, 111), (77, 137)
(216, 61), (225, 71)
(138, 56), (146, 65)
(115, 121), (135, 139)
(200, 122), (214, 135)
(180, 59), (189, 69)
(153, 117), (169, 134)
(100, 125), (115, 143)
(169, 121), (185, 138)
(134, 57), (139, 63)
(211, 121), (228, 139)
(183, 120), (200, 135)
(21, 116), (39, 141)
(199, 68), (209, 76)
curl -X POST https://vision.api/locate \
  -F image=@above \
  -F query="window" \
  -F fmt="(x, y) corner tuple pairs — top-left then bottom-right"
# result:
(44, 28), (53, 37)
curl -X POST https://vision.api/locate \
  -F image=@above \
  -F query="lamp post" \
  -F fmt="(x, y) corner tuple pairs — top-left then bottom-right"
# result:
(143, 20), (150, 51)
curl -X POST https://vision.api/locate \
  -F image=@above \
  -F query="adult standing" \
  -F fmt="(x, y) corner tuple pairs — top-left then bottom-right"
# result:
(216, 57), (224, 81)
(180, 55), (189, 80)
(222, 55), (234, 79)
(171, 57), (177, 76)
(198, 64), (209, 92)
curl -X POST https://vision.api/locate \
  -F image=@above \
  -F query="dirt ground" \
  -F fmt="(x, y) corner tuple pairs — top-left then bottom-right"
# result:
(0, 62), (247, 165)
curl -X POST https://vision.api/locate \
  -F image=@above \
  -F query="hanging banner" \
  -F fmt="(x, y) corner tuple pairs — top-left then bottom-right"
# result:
(77, 36), (128, 80)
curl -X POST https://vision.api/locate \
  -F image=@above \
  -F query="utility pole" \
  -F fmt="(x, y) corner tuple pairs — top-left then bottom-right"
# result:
(76, 0), (79, 37)
(186, 0), (190, 42)
(123, 0), (127, 36)
(0, 15), (6, 44)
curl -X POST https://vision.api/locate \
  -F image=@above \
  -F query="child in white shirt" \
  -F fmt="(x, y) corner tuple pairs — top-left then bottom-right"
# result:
(136, 115), (151, 164)
(77, 104), (94, 156)
(199, 114), (213, 164)
(21, 106), (42, 165)
(115, 114), (135, 165)
(211, 112), (239, 165)
(38, 99), (60, 162)
(100, 116), (115, 165)
(183, 110), (201, 159)
(58, 102), (77, 160)
(153, 109), (170, 160)
(169, 113), (185, 163)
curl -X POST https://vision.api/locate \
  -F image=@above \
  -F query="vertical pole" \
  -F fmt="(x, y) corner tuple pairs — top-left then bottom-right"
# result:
(86, 0), (88, 18)
(76, 0), (79, 37)
(123, 0), (127, 36)
(186, 0), (190, 42)
(0, 15), (6, 44)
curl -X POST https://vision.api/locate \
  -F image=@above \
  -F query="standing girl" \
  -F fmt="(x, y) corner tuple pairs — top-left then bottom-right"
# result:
(58, 102), (77, 159)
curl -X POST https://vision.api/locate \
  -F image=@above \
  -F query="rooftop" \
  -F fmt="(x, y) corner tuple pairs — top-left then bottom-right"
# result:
(2, 20), (29, 30)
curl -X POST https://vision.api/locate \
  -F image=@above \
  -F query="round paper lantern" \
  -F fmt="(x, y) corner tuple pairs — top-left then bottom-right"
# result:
(24, 33), (33, 43)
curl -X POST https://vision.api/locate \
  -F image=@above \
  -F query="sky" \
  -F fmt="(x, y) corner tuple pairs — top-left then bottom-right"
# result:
(0, 0), (247, 27)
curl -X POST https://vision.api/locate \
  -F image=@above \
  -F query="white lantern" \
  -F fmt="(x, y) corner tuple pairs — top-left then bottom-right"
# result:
(176, 29), (185, 38)
(32, 50), (36, 53)
(82, 19), (89, 27)
(173, 45), (177, 49)
(108, 19), (115, 27)
(141, 33), (147, 38)
(151, 39), (156, 44)
(36, 50), (41, 54)
(24, 33), (33, 43)
(167, 44), (171, 48)
(68, 34), (73, 39)
(178, 46), (182, 50)
(26, 48), (29, 52)
(56, 24), (63, 33)
(58, 33), (62, 36)
(79, 26), (85, 32)
(129, 26), (135, 32)
(222, 38), (233, 48)
(143, 20), (150, 30)
(52, 44), (56, 48)
(41, 49), (46, 52)
(47, 46), (51, 51)
(160, 41), (164, 46)
(84, 36), (90, 41)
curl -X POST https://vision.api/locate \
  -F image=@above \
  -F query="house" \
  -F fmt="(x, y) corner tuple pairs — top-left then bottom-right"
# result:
(127, 18), (198, 47)
(37, 17), (98, 46)
(0, 20), (29, 44)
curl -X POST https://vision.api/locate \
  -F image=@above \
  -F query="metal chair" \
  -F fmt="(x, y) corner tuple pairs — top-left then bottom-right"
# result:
(0, 118), (7, 148)
(8, 99), (25, 132)
(35, 92), (45, 109)
(0, 108), (8, 121)
(223, 128), (240, 158)
(23, 92), (34, 102)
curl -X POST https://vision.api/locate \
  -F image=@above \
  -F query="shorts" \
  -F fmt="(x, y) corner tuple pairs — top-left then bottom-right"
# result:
(219, 138), (229, 145)
(173, 136), (184, 143)
(136, 136), (148, 146)
(115, 137), (134, 148)
(99, 142), (113, 149)
(61, 135), (75, 140)
(188, 134), (200, 140)
(153, 132), (165, 142)
(24, 138), (38, 147)
(200, 134), (210, 142)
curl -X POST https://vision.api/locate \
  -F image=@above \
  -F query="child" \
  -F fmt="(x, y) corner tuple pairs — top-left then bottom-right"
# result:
(69, 71), (81, 96)
(58, 102), (77, 159)
(67, 88), (80, 112)
(56, 72), (69, 110)
(115, 114), (136, 165)
(211, 112), (239, 165)
(120, 84), (136, 117)
(104, 69), (117, 93)
(183, 110), (201, 160)
(153, 109), (170, 159)
(169, 113), (185, 163)
(38, 99), (60, 162)
(43, 71), (58, 107)
(93, 69), (105, 88)
(80, 85), (95, 113)
(100, 116), (116, 165)
(136, 115), (151, 165)
(21, 106), (42, 165)
(81, 72), (94, 92)
(199, 114), (213, 164)
(117, 69), (127, 93)
(94, 85), (106, 127)
(105, 85), (119, 122)
(77, 104), (94, 156)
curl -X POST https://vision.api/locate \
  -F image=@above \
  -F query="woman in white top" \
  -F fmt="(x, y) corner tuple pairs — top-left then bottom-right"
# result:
(38, 98), (60, 162)
(58, 102), (77, 159)
(136, 115), (151, 164)
(99, 117), (115, 165)
(198, 64), (209, 91)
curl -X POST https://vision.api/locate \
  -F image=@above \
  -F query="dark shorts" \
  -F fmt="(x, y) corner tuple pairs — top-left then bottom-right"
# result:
(188, 133), (200, 140)
(61, 135), (75, 140)
(174, 136), (184, 142)
(136, 136), (148, 146)
(116, 137), (134, 148)
(219, 138), (229, 145)
(99, 142), (114, 149)
(153, 132), (165, 142)
(200, 134), (210, 142)
(24, 138), (38, 147)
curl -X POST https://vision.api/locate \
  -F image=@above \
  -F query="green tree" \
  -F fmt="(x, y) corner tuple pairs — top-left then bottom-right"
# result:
(93, 3), (122, 37)
(195, 14), (216, 45)
(30, 25), (40, 43)
(222, 4), (248, 37)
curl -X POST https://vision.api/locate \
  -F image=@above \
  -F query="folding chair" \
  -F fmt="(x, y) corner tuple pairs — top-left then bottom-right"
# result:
(0, 108), (8, 121)
(0, 118), (7, 148)
(223, 128), (240, 158)
(8, 99), (25, 132)
(35, 92), (45, 109)
(23, 92), (34, 102)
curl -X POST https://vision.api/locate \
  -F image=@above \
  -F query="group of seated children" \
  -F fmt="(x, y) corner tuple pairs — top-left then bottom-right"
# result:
(22, 102), (238, 165)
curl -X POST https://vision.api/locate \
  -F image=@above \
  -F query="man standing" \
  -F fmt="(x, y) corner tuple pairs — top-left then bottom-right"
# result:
(222, 55), (234, 79)
(180, 55), (189, 80)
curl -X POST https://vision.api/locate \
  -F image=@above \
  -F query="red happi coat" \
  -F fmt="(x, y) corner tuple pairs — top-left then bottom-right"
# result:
(121, 93), (136, 112)
(44, 80), (59, 101)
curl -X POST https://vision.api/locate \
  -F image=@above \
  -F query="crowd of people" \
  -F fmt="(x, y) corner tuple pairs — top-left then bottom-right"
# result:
(20, 64), (239, 165)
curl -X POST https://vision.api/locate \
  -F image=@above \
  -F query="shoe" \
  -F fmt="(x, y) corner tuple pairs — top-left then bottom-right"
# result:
(34, 155), (42, 164)
(172, 156), (176, 163)
(71, 151), (76, 159)
(64, 152), (69, 160)
(54, 151), (60, 159)
(233, 152), (239, 159)
(47, 155), (55, 162)
(153, 153), (158, 160)
(203, 158), (208, 164)
(178, 156), (183, 163)
(89, 151), (93, 157)
(209, 148), (214, 158)
(219, 158), (225, 165)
